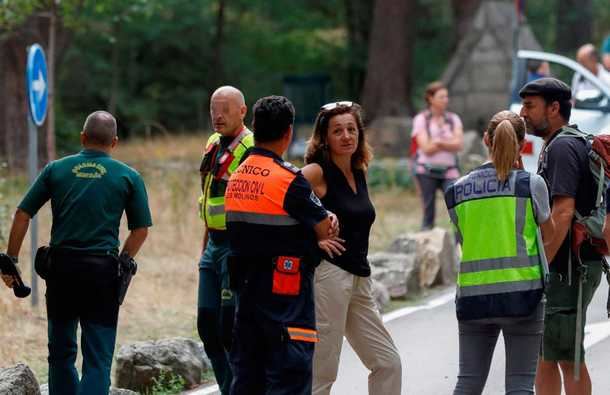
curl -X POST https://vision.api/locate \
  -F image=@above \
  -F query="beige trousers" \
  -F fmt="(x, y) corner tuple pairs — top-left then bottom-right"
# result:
(312, 260), (402, 395)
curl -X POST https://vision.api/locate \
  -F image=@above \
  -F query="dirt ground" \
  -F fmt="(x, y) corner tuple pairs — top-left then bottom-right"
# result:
(0, 134), (450, 384)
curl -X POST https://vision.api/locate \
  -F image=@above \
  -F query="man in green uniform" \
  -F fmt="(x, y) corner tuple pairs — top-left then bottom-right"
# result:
(197, 86), (253, 394)
(3, 111), (152, 395)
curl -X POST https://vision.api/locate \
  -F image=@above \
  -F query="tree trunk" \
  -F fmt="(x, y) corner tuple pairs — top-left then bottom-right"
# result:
(555, 0), (592, 56)
(210, 0), (226, 88)
(0, 14), (50, 169)
(450, 0), (481, 53)
(344, 0), (373, 101)
(46, 1), (57, 161)
(361, 0), (415, 121)
(108, 22), (120, 116)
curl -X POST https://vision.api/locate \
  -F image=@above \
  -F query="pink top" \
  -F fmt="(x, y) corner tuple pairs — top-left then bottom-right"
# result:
(412, 111), (462, 179)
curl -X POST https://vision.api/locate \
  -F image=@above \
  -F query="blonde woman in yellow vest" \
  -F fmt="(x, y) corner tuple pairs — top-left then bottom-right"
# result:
(197, 86), (253, 395)
(444, 111), (554, 394)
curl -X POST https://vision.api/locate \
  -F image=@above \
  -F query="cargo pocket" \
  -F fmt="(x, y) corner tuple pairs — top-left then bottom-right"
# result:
(545, 311), (577, 360)
(272, 256), (301, 296)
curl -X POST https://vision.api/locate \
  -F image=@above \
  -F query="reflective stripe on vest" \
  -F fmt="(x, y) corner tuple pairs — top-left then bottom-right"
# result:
(446, 166), (543, 299)
(200, 129), (254, 230)
(287, 327), (319, 343)
(225, 153), (298, 227)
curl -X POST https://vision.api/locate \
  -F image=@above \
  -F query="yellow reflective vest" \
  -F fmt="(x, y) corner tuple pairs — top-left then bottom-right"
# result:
(198, 128), (254, 230)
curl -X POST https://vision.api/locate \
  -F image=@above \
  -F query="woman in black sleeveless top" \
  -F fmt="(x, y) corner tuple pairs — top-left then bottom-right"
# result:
(302, 102), (402, 395)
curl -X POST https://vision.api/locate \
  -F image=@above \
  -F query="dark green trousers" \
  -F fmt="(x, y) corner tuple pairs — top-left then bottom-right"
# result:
(48, 319), (117, 395)
(46, 250), (120, 395)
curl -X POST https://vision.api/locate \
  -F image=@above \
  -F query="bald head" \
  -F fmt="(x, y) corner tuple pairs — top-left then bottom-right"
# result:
(83, 111), (117, 146)
(576, 44), (599, 74)
(211, 85), (245, 106)
(210, 86), (247, 137)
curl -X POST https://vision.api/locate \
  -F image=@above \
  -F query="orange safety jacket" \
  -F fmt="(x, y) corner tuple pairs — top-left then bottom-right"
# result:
(225, 152), (301, 228)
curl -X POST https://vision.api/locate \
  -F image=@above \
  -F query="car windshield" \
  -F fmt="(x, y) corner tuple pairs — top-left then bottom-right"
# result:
(512, 57), (609, 111)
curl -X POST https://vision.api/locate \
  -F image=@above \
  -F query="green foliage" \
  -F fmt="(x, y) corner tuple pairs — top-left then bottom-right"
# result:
(368, 159), (414, 190)
(52, 0), (346, 142)
(0, 0), (42, 30)
(412, 0), (454, 112)
(145, 371), (186, 395)
(4, 0), (610, 153)
(526, 0), (610, 52)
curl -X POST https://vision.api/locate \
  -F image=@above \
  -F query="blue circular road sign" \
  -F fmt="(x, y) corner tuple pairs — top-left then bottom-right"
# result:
(26, 44), (48, 126)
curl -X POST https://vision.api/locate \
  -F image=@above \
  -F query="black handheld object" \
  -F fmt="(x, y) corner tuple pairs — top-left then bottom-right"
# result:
(0, 253), (31, 298)
(602, 258), (610, 318)
(117, 253), (137, 305)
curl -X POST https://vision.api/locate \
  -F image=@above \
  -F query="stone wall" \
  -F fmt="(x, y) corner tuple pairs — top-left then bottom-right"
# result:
(442, 1), (542, 131)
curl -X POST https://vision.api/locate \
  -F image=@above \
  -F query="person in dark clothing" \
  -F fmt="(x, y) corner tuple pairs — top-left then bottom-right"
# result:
(225, 95), (343, 395)
(196, 86), (253, 395)
(3, 111), (152, 395)
(520, 78), (603, 395)
(303, 101), (402, 395)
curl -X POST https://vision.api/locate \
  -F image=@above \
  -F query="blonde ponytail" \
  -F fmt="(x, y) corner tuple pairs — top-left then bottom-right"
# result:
(491, 119), (519, 182)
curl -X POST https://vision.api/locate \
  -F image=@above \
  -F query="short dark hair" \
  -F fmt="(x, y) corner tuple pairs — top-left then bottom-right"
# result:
(252, 96), (295, 143)
(83, 111), (117, 146)
(543, 97), (572, 121)
(526, 59), (542, 73)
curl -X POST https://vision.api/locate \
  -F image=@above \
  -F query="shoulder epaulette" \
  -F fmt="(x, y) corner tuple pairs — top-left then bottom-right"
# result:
(276, 159), (300, 174)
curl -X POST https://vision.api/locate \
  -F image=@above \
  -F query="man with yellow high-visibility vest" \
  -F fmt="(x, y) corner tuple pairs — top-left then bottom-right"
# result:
(197, 86), (254, 395)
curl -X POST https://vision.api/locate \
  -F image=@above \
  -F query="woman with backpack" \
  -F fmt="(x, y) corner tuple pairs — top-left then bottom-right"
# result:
(444, 110), (554, 394)
(411, 81), (464, 230)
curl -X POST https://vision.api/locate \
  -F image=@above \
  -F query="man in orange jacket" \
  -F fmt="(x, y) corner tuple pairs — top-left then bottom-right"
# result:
(225, 95), (343, 395)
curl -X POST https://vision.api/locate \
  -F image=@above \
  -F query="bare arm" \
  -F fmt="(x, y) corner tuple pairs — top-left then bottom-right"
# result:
(202, 226), (209, 254)
(415, 130), (441, 155)
(7, 209), (32, 257)
(2, 209), (31, 287)
(302, 163), (340, 238)
(313, 217), (345, 258)
(120, 227), (149, 258)
(544, 196), (575, 263)
(301, 163), (327, 198)
(437, 125), (464, 153)
(539, 216), (555, 253)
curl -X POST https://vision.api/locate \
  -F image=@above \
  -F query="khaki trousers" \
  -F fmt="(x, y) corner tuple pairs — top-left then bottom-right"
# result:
(312, 260), (402, 395)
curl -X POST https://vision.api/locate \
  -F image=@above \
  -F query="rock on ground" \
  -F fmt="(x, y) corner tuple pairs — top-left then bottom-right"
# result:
(390, 228), (458, 288)
(115, 337), (211, 392)
(369, 252), (419, 300)
(0, 364), (40, 395)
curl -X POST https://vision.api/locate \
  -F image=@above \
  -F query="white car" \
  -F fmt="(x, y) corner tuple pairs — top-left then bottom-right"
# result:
(509, 50), (610, 173)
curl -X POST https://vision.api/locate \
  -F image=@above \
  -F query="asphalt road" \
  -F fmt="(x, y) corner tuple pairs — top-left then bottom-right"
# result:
(332, 281), (610, 395)
(192, 281), (610, 395)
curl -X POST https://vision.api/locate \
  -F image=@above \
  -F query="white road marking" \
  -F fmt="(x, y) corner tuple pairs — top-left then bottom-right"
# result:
(188, 384), (219, 394)
(187, 289), (610, 395)
(382, 290), (456, 323)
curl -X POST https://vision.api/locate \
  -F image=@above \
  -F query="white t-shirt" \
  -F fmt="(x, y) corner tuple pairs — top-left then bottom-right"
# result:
(571, 64), (610, 100)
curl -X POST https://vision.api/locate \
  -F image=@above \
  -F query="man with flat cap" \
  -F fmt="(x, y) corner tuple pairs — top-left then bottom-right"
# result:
(520, 78), (602, 395)
(4, 111), (152, 395)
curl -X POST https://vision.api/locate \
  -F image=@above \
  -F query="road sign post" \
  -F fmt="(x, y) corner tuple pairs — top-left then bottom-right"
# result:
(26, 43), (48, 307)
